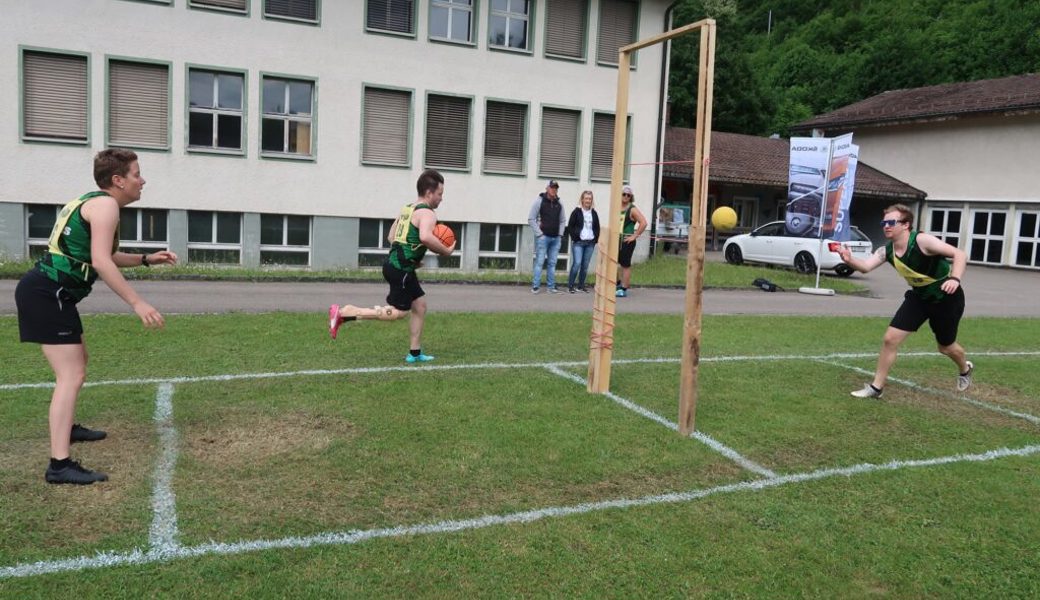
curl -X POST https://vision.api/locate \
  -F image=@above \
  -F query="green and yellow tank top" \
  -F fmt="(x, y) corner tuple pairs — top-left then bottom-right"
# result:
(388, 202), (431, 271)
(618, 205), (636, 237)
(34, 191), (118, 301)
(886, 230), (952, 303)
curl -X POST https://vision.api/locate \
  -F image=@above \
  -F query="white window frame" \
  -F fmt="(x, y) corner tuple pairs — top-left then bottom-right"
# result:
(187, 210), (243, 264)
(967, 208), (1007, 265)
(429, 0), (474, 44)
(259, 214), (311, 266)
(925, 206), (963, 249)
(187, 67), (246, 154)
(357, 218), (395, 267)
(1011, 209), (1040, 269)
(478, 223), (520, 270)
(489, 0), (531, 52)
(25, 204), (62, 259)
(260, 75), (315, 159)
(119, 208), (169, 253)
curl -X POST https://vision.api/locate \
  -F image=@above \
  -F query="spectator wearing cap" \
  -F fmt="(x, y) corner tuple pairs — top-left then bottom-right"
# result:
(616, 185), (647, 297)
(528, 180), (566, 293)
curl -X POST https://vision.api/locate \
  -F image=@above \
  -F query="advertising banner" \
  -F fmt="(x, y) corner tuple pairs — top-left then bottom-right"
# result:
(786, 134), (857, 240)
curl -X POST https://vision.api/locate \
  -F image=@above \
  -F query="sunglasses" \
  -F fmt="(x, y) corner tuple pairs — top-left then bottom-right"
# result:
(880, 219), (906, 227)
(622, 193), (632, 197)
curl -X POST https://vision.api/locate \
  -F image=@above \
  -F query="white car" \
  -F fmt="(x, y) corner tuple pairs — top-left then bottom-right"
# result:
(722, 221), (873, 277)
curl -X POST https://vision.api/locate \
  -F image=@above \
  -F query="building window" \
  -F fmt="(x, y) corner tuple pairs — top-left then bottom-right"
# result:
(538, 107), (580, 179)
(1013, 210), (1040, 269)
(260, 214), (310, 265)
(188, 69), (244, 152)
(968, 209), (1006, 264)
(367, 0), (414, 35)
(590, 111), (631, 181)
(425, 94), (472, 170)
(478, 223), (519, 269)
(188, 210), (242, 264)
(119, 208), (169, 254)
(483, 100), (527, 174)
(189, 0), (247, 13)
(26, 204), (61, 260)
(21, 50), (88, 143)
(265, 0), (318, 22)
(597, 0), (638, 66)
(109, 59), (170, 149)
(362, 86), (411, 166)
(545, 0), (587, 60)
(261, 76), (314, 157)
(358, 218), (395, 267)
(926, 207), (962, 249)
(489, 0), (530, 51)
(430, 0), (473, 43)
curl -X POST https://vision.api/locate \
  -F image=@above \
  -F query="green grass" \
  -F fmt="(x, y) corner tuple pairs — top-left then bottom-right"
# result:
(0, 254), (868, 294)
(1, 313), (1037, 597)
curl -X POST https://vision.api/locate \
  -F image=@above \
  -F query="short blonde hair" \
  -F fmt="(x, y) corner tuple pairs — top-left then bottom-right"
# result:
(884, 204), (914, 228)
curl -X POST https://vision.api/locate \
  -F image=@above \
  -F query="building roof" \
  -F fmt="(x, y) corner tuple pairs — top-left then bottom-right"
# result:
(664, 127), (925, 200)
(790, 72), (1040, 131)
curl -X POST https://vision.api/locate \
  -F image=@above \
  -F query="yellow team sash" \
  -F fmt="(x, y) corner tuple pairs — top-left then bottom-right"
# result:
(892, 254), (939, 288)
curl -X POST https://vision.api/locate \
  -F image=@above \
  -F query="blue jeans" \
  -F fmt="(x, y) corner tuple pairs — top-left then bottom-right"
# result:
(568, 240), (596, 289)
(532, 235), (561, 289)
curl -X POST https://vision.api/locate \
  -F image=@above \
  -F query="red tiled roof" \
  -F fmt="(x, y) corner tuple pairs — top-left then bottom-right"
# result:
(664, 127), (925, 199)
(791, 72), (1040, 131)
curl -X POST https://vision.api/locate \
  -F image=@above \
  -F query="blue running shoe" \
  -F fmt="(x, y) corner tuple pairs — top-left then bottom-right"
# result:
(405, 353), (435, 363)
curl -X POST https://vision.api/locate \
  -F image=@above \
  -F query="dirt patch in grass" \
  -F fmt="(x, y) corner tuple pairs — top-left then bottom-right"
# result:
(183, 411), (357, 466)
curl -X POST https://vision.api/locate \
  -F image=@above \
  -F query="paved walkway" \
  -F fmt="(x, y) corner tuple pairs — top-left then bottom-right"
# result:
(2, 256), (1036, 317)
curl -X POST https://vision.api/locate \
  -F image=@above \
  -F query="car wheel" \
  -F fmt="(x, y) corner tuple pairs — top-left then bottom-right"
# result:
(794, 251), (816, 274)
(725, 244), (743, 265)
(834, 264), (854, 277)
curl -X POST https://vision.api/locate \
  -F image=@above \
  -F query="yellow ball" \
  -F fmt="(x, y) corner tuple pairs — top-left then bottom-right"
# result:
(711, 206), (738, 232)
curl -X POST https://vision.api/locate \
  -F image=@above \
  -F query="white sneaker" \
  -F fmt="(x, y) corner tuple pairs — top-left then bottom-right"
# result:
(957, 361), (974, 392)
(851, 384), (883, 399)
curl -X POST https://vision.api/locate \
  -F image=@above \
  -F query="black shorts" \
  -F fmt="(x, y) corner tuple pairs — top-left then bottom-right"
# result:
(618, 239), (637, 268)
(382, 260), (425, 311)
(890, 287), (965, 346)
(15, 270), (84, 345)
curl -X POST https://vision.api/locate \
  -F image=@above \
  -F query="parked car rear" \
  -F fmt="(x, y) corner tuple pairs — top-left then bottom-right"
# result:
(722, 221), (873, 276)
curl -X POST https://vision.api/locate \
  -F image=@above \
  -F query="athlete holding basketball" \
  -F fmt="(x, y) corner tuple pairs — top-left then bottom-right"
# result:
(329, 169), (455, 363)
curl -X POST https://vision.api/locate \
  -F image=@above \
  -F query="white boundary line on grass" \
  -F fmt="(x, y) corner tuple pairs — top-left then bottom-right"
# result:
(544, 365), (777, 478)
(821, 360), (1040, 426)
(2, 351), (1038, 392)
(3, 443), (1038, 580)
(148, 383), (181, 556)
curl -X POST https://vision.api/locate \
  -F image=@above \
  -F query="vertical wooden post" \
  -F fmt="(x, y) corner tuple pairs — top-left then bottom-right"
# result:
(678, 22), (716, 435)
(588, 49), (631, 393)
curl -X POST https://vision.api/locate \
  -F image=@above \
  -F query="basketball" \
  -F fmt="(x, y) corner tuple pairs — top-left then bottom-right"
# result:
(433, 223), (455, 247)
(711, 206), (738, 232)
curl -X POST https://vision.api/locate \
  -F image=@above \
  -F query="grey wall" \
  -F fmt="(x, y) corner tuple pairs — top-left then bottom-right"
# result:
(0, 203), (25, 260)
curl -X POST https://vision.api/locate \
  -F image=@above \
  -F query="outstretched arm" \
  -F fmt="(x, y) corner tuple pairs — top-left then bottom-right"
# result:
(837, 244), (886, 274)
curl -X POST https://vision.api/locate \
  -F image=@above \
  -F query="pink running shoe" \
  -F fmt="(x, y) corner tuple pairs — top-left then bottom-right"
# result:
(328, 305), (344, 339)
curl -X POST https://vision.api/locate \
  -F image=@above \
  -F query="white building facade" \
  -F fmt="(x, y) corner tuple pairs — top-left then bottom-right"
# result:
(1, 0), (673, 271)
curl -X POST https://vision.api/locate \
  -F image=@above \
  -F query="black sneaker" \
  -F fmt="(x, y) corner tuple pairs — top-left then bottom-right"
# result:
(71, 424), (107, 443)
(45, 460), (109, 485)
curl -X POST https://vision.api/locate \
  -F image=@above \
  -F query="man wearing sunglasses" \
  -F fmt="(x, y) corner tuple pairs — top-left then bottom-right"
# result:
(836, 204), (972, 399)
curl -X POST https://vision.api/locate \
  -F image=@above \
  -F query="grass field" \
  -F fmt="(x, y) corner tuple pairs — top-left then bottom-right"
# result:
(1, 312), (1038, 598)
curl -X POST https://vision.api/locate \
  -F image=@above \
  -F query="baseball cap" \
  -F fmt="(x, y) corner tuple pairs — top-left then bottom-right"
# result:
(546, 179), (559, 188)
(622, 185), (634, 195)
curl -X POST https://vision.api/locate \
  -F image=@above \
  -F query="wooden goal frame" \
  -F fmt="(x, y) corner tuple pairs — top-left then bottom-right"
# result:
(587, 18), (716, 436)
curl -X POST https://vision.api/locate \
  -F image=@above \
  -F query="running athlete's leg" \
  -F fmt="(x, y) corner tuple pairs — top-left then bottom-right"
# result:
(872, 326), (912, 389)
(409, 296), (427, 350)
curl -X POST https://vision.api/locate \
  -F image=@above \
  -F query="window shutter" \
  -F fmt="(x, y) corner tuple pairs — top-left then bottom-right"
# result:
(425, 95), (471, 169)
(23, 52), (88, 141)
(597, 0), (637, 65)
(190, 0), (247, 10)
(367, 0), (414, 34)
(109, 61), (169, 148)
(545, 0), (587, 59)
(362, 88), (411, 165)
(266, 0), (317, 20)
(539, 108), (579, 178)
(483, 101), (526, 173)
(590, 113), (616, 180)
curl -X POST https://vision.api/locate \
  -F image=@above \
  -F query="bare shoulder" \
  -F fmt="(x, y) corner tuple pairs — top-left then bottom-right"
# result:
(80, 194), (119, 223)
